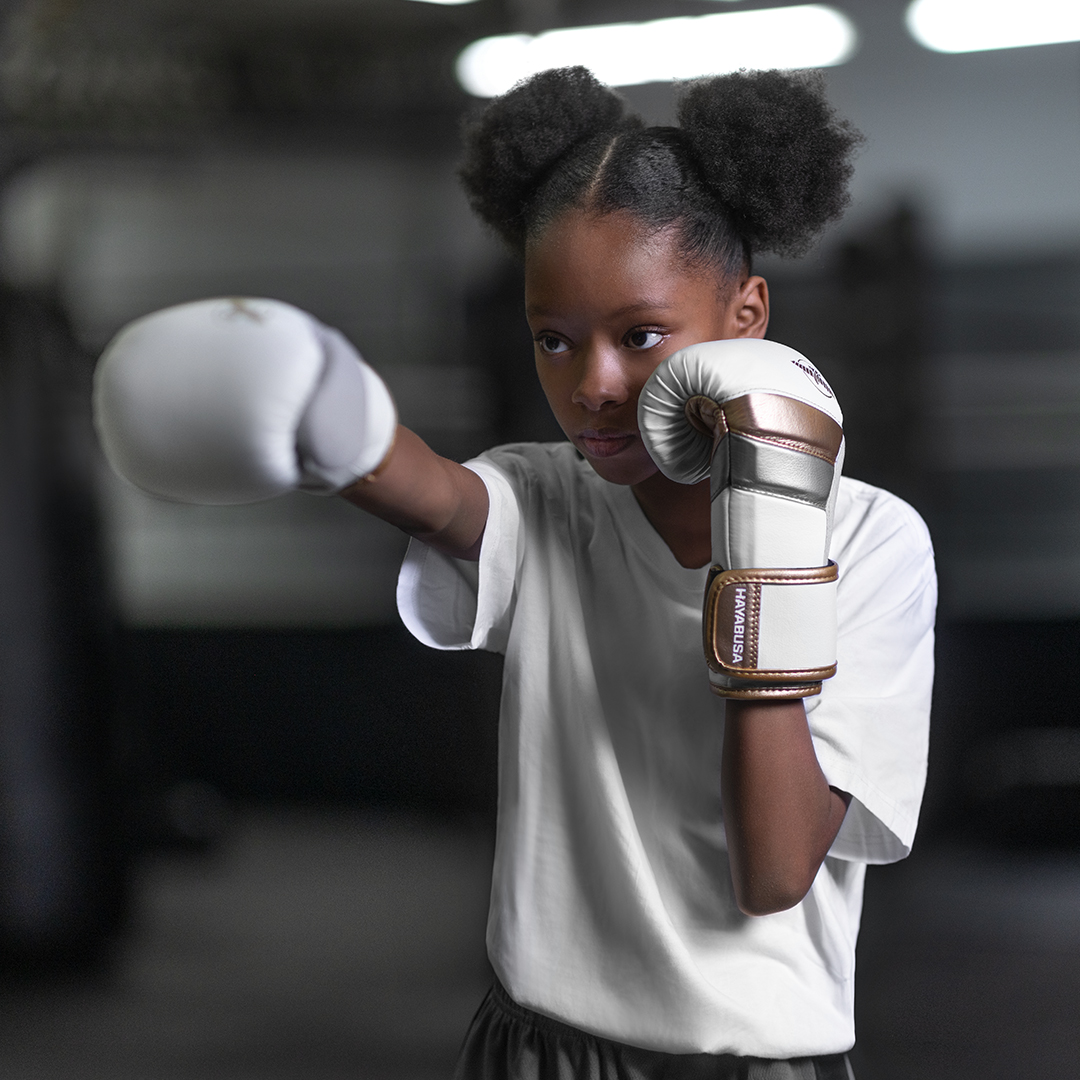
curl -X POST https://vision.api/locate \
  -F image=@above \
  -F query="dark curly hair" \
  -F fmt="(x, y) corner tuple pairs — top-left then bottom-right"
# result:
(459, 66), (863, 278)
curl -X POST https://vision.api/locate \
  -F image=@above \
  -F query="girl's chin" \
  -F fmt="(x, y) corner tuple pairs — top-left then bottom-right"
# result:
(577, 444), (658, 486)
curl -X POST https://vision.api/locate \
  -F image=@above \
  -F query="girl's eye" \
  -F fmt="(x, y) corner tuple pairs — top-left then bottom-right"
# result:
(537, 334), (569, 355)
(625, 329), (664, 351)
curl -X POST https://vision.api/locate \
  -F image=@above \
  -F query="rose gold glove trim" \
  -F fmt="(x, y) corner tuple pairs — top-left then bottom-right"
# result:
(702, 562), (839, 681)
(685, 396), (727, 441)
(709, 682), (824, 700)
(724, 394), (843, 464)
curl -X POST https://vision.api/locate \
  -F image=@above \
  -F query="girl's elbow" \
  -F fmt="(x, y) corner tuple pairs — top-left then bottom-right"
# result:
(733, 869), (816, 917)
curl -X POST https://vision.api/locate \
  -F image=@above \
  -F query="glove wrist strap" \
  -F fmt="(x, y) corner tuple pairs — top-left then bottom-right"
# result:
(703, 562), (838, 700)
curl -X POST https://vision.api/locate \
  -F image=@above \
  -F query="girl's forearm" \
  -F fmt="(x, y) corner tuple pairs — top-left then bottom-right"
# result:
(721, 699), (849, 916)
(340, 425), (489, 560)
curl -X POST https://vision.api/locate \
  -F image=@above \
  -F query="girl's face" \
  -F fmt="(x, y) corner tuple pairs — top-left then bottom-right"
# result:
(524, 209), (769, 487)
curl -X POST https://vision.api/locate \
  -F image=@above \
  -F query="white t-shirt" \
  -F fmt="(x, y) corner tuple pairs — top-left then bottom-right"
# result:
(397, 441), (935, 1059)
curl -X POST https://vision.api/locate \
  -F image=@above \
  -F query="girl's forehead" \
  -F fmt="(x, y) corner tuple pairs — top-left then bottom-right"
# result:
(524, 209), (723, 315)
(527, 208), (675, 260)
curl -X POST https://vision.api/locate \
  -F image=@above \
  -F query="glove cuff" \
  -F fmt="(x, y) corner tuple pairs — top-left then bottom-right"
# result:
(295, 325), (397, 494)
(703, 562), (838, 700)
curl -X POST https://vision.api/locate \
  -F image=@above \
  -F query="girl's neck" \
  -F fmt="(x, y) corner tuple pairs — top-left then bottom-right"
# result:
(631, 471), (712, 570)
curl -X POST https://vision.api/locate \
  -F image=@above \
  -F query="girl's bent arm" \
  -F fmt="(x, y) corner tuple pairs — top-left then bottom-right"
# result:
(722, 699), (850, 917)
(340, 425), (489, 561)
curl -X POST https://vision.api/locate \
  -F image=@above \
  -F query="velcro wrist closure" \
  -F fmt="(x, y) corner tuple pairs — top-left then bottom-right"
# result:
(703, 562), (838, 698)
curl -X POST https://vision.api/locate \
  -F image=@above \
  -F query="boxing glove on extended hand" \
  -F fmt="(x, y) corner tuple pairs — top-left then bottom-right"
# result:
(93, 298), (396, 504)
(638, 339), (844, 700)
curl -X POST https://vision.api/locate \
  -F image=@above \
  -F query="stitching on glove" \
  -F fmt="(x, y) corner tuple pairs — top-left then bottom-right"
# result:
(709, 682), (825, 701)
(728, 431), (838, 465)
(723, 394), (843, 464)
(708, 564), (839, 588)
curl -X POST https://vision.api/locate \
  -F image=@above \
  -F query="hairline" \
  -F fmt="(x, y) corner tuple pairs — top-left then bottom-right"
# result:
(524, 204), (749, 302)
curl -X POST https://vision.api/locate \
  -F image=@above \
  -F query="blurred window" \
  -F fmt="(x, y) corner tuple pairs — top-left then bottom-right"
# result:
(907, 0), (1080, 53)
(456, 4), (857, 97)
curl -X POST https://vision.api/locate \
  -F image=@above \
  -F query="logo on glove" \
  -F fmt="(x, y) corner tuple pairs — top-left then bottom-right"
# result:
(732, 586), (747, 664)
(790, 356), (834, 399)
(222, 298), (265, 323)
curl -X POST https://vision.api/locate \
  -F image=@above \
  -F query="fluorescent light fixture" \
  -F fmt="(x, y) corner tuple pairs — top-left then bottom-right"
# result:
(456, 4), (857, 98)
(906, 0), (1080, 53)
(407, 0), (479, 5)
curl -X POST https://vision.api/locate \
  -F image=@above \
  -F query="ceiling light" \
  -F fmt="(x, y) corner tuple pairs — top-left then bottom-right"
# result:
(906, 0), (1080, 53)
(456, 4), (857, 98)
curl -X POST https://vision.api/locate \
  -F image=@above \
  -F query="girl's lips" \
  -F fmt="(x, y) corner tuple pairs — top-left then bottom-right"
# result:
(578, 430), (637, 458)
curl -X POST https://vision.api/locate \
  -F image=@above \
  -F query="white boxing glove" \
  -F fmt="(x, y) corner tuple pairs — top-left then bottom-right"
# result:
(93, 298), (396, 504)
(638, 338), (844, 700)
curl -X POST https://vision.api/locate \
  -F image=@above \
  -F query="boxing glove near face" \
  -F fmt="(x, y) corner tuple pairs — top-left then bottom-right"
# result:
(93, 298), (396, 504)
(638, 338), (844, 700)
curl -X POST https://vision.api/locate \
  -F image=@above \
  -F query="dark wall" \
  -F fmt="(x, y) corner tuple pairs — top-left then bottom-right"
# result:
(768, 206), (1080, 847)
(118, 626), (502, 824)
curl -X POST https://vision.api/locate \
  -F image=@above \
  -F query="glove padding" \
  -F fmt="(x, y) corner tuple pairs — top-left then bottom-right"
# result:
(93, 298), (396, 504)
(638, 338), (844, 700)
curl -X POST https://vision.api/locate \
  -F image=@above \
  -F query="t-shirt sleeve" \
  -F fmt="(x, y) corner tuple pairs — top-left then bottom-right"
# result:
(810, 489), (937, 865)
(395, 457), (523, 654)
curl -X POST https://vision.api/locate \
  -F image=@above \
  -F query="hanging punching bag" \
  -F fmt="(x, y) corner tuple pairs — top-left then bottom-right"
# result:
(0, 287), (126, 974)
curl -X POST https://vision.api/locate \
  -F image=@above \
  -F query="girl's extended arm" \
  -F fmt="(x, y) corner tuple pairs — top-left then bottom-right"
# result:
(93, 298), (491, 548)
(341, 425), (489, 561)
(721, 698), (849, 916)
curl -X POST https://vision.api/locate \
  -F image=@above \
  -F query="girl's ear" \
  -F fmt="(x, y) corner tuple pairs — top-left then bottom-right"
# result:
(727, 275), (770, 339)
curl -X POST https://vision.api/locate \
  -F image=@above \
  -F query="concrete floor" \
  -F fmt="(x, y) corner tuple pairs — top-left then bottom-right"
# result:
(1, 812), (1079, 1080)
(0, 812), (494, 1080)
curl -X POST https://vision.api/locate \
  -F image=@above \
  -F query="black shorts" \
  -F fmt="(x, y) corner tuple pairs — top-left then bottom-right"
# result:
(455, 983), (855, 1080)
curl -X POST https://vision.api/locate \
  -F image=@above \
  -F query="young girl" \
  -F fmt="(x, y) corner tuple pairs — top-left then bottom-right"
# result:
(94, 66), (935, 1080)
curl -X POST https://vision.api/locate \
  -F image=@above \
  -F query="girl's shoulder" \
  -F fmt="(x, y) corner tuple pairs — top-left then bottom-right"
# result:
(474, 440), (595, 497)
(832, 475), (936, 596)
(835, 475), (933, 552)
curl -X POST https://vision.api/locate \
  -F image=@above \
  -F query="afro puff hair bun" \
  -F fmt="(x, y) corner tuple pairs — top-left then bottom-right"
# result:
(459, 67), (629, 251)
(459, 65), (863, 264)
(676, 69), (863, 258)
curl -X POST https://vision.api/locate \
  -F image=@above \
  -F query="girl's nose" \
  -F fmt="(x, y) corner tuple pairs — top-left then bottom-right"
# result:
(572, 344), (629, 411)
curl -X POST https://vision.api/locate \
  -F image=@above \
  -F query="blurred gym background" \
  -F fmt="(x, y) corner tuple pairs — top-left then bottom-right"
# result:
(0, 0), (1077, 1077)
